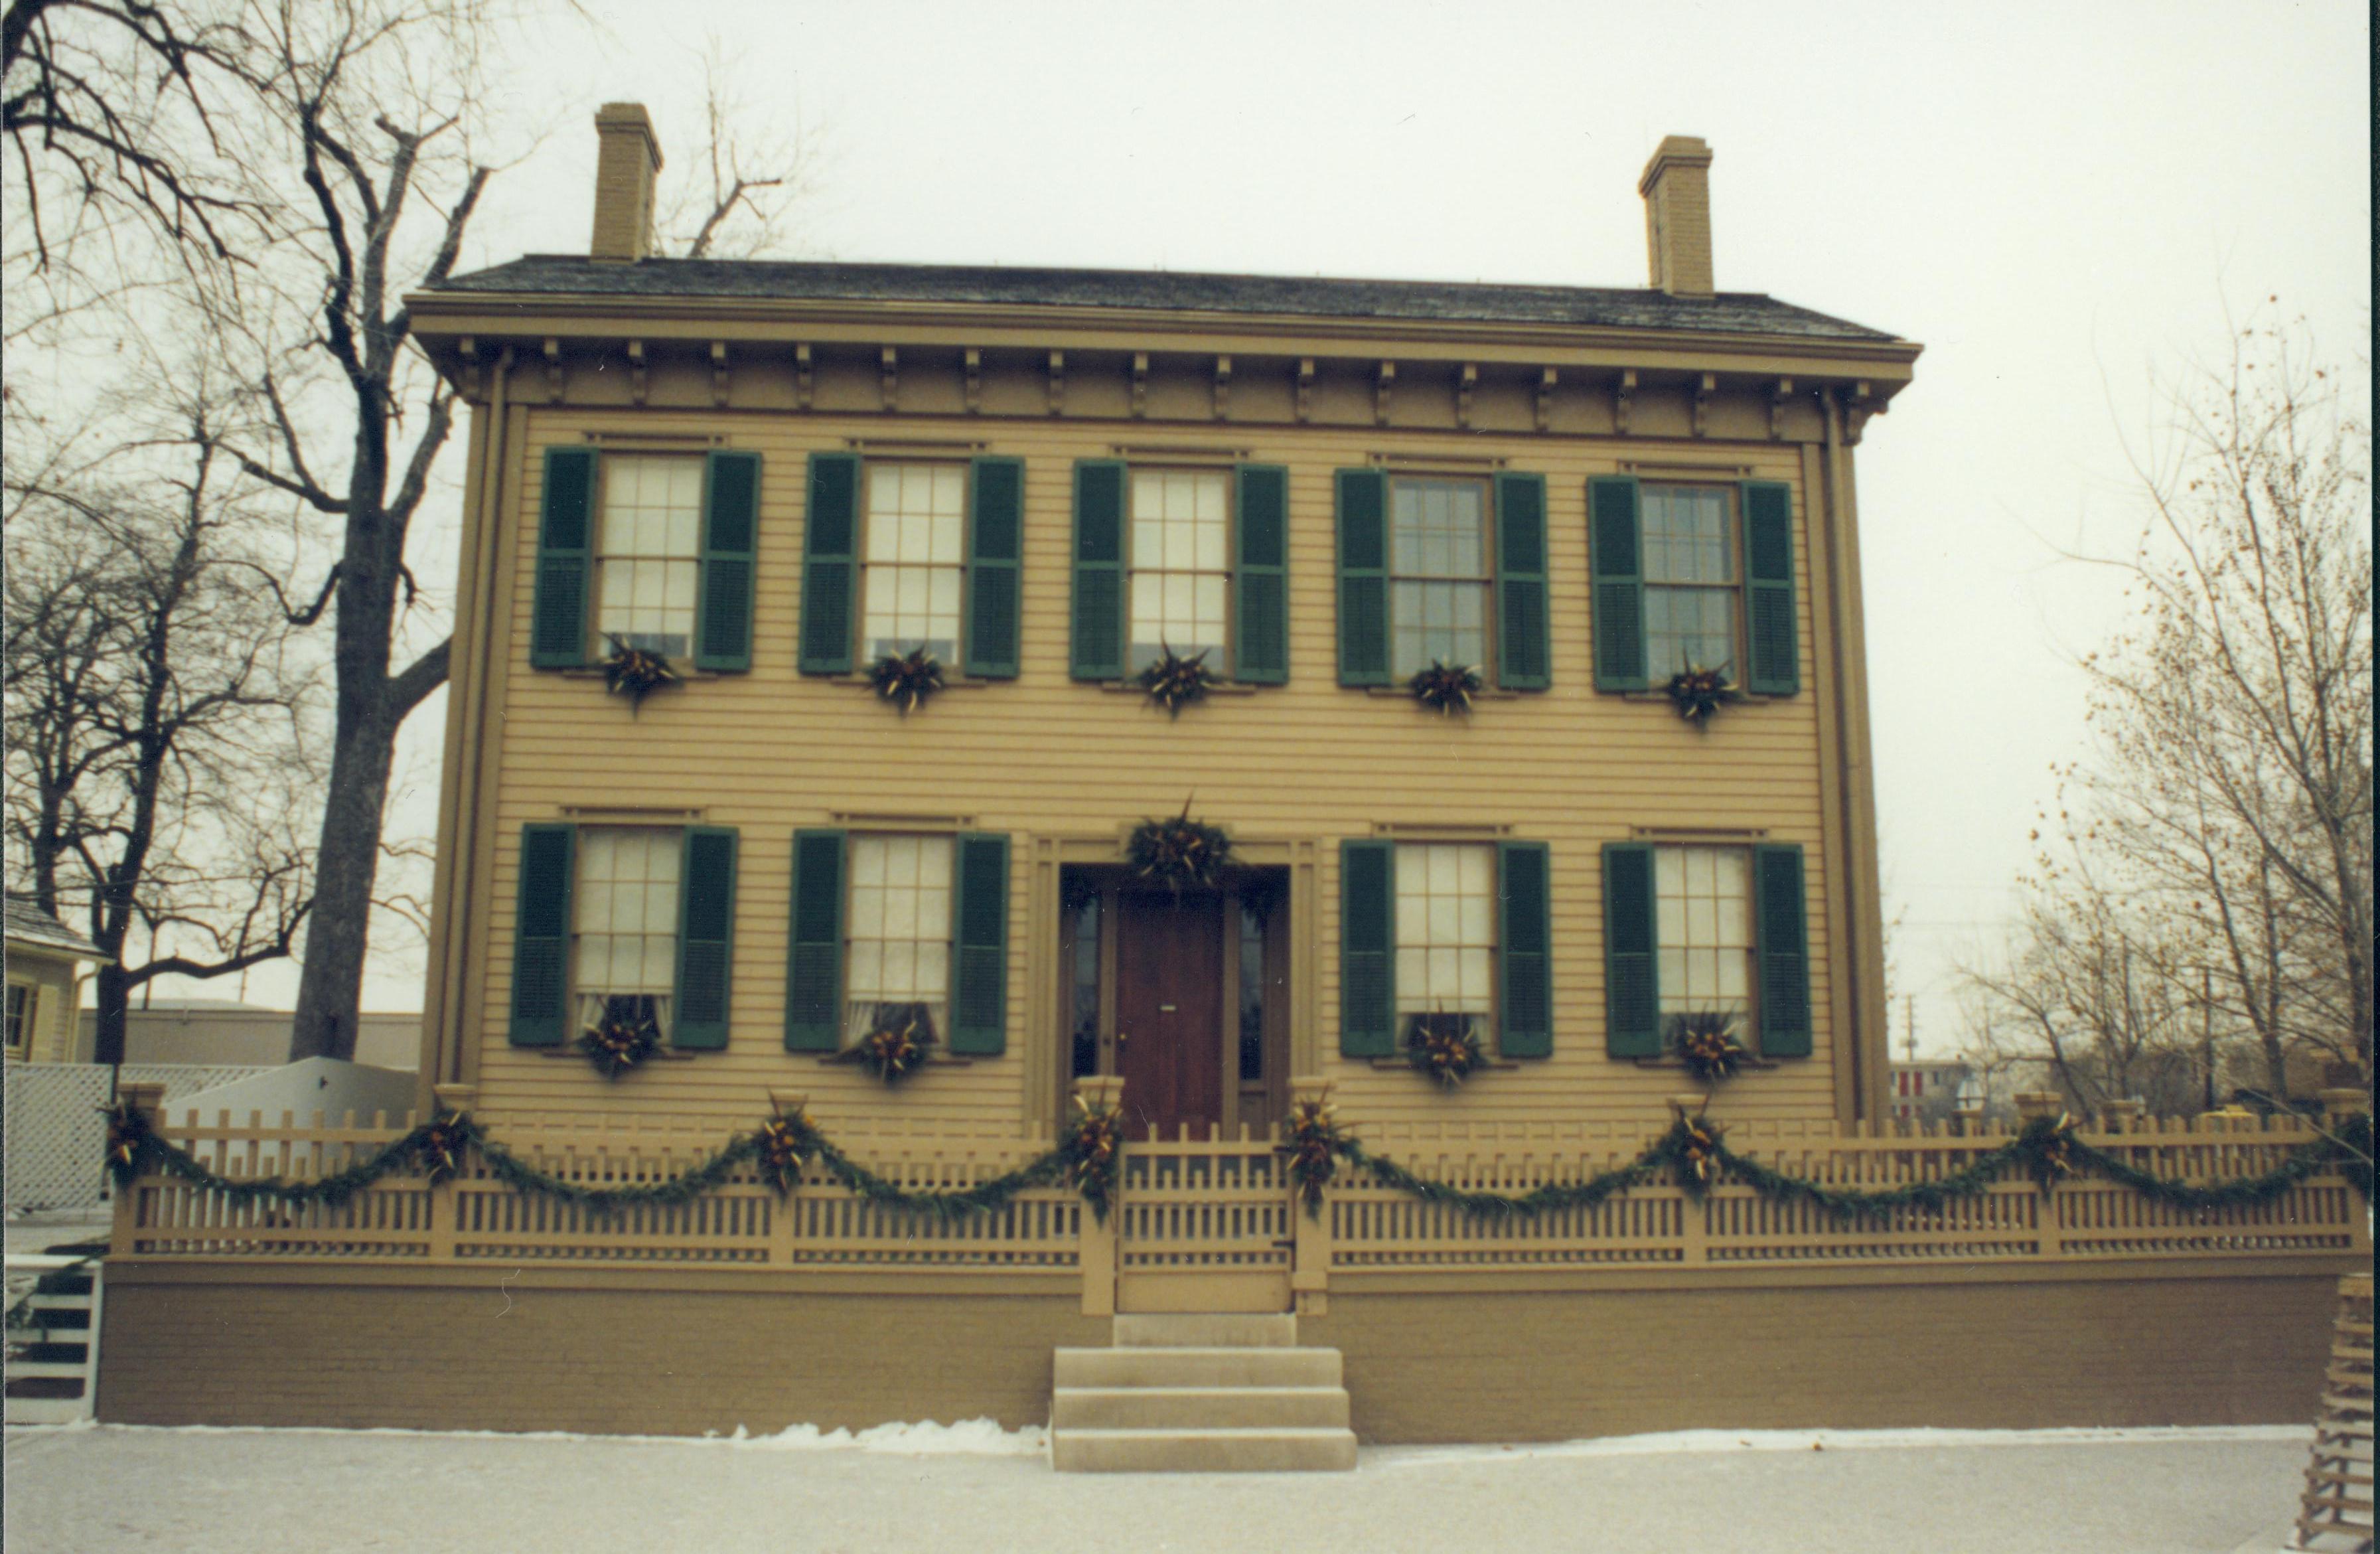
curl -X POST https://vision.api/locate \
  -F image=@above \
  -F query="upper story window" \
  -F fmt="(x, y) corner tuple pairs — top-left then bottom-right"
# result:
(1640, 485), (1738, 682)
(1655, 844), (1753, 1047)
(862, 463), (966, 664)
(572, 826), (684, 1041)
(5, 982), (32, 1056)
(1394, 842), (1497, 1049)
(1389, 477), (1490, 678)
(594, 456), (704, 658)
(1130, 469), (1231, 674)
(844, 833), (954, 1049)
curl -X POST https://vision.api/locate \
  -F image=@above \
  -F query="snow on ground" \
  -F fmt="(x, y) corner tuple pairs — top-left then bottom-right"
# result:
(3, 1419), (2310, 1554)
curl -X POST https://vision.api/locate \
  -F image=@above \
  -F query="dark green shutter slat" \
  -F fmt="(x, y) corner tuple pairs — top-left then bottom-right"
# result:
(1335, 469), (1390, 686)
(673, 826), (737, 1048)
(530, 449), (597, 668)
(1589, 475), (1646, 692)
(1754, 844), (1812, 1057)
(965, 458), (1023, 678)
(1741, 481), (1799, 696)
(1339, 839), (1396, 1056)
(1601, 842), (1659, 1057)
(799, 453), (859, 674)
(1497, 840), (1552, 1057)
(508, 823), (575, 1045)
(784, 829), (846, 1051)
(948, 832), (1011, 1055)
(1071, 461), (1126, 680)
(1494, 471), (1550, 690)
(695, 451), (759, 672)
(1234, 464), (1290, 684)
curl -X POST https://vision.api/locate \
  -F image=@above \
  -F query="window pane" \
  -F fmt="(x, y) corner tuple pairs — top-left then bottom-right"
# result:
(571, 826), (683, 1025)
(1129, 469), (1232, 675)
(1392, 842), (1495, 1020)
(1654, 844), (1756, 1045)
(863, 465), (964, 662)
(845, 834), (956, 1049)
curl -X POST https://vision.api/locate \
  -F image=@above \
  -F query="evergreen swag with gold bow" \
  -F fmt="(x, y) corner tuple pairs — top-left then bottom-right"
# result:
(1137, 645), (1214, 717)
(1406, 1014), (1484, 1087)
(1126, 801), (1232, 893)
(855, 1017), (932, 1083)
(97, 1098), (2371, 1233)
(1408, 660), (1483, 716)
(869, 648), (944, 715)
(1673, 1012), (1746, 1083)
(602, 634), (683, 714)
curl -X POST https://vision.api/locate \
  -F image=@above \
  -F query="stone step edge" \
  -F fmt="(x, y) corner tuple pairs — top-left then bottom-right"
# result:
(1055, 1385), (1348, 1397)
(1051, 1427), (1359, 1442)
(1054, 1347), (1345, 1359)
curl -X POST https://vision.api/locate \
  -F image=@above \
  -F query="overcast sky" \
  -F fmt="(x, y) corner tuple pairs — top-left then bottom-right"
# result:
(196, 1), (2369, 1059)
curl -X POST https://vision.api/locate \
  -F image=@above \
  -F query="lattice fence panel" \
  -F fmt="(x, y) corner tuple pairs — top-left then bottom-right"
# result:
(4, 1063), (272, 1213)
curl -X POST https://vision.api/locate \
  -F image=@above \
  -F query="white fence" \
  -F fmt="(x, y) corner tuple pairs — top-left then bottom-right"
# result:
(4, 1063), (273, 1213)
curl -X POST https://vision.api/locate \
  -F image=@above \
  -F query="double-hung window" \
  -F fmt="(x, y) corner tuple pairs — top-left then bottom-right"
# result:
(1129, 469), (1231, 674)
(1070, 461), (1288, 684)
(1335, 468), (1548, 689)
(1339, 838), (1552, 1059)
(1639, 485), (1738, 682)
(5, 982), (33, 1057)
(861, 464), (966, 664)
(572, 827), (684, 1041)
(842, 834), (954, 1049)
(800, 455), (1022, 679)
(1388, 479), (1490, 679)
(1600, 840), (1811, 1061)
(528, 447), (760, 672)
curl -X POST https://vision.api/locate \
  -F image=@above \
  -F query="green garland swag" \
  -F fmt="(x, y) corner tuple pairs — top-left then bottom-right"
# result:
(602, 634), (682, 714)
(96, 1099), (2372, 1233)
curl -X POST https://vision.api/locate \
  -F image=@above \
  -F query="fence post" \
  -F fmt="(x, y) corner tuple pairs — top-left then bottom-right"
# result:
(765, 1091), (808, 1269)
(1669, 1096), (1711, 1266)
(1073, 1076), (1124, 1317)
(426, 1085), (475, 1263)
(2101, 1099), (2142, 1134)
(1289, 1075), (1333, 1316)
(2014, 1092), (2065, 1257)
(108, 1082), (167, 1259)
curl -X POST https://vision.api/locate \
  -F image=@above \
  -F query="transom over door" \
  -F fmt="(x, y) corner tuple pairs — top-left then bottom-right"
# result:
(1112, 892), (1223, 1138)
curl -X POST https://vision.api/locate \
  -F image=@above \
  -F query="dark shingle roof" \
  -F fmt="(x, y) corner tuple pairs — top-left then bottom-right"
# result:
(427, 257), (1899, 343)
(4, 899), (102, 959)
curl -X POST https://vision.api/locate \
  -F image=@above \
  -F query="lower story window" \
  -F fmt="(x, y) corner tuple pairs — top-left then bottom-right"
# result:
(845, 834), (952, 1049)
(1656, 846), (1753, 1047)
(573, 827), (681, 1041)
(1394, 842), (1495, 1049)
(5, 982), (31, 1055)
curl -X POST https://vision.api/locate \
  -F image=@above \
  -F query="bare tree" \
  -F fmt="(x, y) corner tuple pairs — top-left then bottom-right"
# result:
(3, 402), (319, 1061)
(659, 39), (823, 261)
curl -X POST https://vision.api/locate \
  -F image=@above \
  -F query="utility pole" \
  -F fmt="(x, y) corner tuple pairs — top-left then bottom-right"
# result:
(2201, 967), (2215, 1114)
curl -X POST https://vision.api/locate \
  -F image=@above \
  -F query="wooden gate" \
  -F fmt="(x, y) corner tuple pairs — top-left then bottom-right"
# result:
(1114, 1125), (1293, 1313)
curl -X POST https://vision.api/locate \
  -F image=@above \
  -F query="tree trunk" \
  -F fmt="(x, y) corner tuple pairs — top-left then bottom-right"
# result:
(92, 959), (131, 1066)
(289, 707), (396, 1061)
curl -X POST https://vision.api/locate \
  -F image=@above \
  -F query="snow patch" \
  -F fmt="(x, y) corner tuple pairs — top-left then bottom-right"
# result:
(1373, 1423), (2312, 1466)
(724, 1419), (1048, 1456)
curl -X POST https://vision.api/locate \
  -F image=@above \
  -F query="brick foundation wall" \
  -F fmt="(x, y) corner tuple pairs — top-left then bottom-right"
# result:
(97, 1261), (2342, 1440)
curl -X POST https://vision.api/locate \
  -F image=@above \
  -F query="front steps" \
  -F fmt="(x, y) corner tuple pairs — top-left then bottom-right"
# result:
(1051, 1313), (1357, 1472)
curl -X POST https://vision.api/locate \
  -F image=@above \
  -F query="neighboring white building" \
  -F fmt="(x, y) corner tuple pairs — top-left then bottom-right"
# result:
(1888, 1057), (1974, 1123)
(74, 1000), (420, 1070)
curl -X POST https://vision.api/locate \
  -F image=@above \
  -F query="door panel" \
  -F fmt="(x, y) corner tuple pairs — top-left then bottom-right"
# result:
(1113, 892), (1224, 1137)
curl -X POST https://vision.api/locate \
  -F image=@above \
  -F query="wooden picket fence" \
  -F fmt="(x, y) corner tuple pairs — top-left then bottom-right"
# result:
(110, 1099), (2370, 1310)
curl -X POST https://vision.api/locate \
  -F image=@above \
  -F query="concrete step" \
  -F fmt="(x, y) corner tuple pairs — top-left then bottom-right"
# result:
(1050, 1426), (1357, 1473)
(1053, 1346), (1342, 1389)
(1053, 1385), (1350, 1431)
(1113, 1313), (1298, 1348)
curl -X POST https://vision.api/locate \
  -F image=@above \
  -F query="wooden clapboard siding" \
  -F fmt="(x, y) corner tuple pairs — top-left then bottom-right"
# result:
(465, 404), (1842, 1134)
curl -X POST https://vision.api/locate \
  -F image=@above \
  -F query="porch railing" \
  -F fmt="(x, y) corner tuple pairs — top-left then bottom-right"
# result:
(108, 1081), (2371, 1311)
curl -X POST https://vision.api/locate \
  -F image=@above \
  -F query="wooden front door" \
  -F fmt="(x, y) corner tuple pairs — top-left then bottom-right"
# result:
(1112, 892), (1224, 1138)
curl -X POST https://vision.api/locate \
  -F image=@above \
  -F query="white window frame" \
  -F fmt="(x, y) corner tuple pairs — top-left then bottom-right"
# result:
(859, 461), (968, 669)
(1387, 475), (1493, 681)
(4, 980), (34, 1056)
(1127, 467), (1234, 677)
(1654, 844), (1758, 1051)
(1640, 483), (1743, 683)
(591, 454), (705, 659)
(1392, 842), (1497, 1049)
(570, 826), (682, 1044)
(842, 832), (955, 1051)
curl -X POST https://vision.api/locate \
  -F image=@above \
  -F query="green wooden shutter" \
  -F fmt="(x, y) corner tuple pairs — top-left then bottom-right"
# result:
(799, 453), (859, 674)
(1740, 481), (1799, 696)
(965, 458), (1023, 679)
(1335, 469), (1390, 686)
(1601, 842), (1660, 1056)
(1070, 460), (1126, 680)
(784, 828), (846, 1051)
(1494, 471), (1550, 690)
(530, 448), (597, 668)
(1339, 839), (1396, 1056)
(696, 451), (759, 672)
(1588, 475), (1647, 692)
(673, 826), (738, 1049)
(948, 832), (1011, 1055)
(1753, 844), (1812, 1057)
(1234, 464), (1290, 684)
(508, 822), (575, 1045)
(1497, 841), (1553, 1057)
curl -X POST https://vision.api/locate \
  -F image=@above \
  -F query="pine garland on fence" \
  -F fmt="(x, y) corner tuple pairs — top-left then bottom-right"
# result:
(98, 1099), (2371, 1232)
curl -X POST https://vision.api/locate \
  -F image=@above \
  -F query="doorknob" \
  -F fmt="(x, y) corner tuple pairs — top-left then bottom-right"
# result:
(1115, 1030), (1130, 1046)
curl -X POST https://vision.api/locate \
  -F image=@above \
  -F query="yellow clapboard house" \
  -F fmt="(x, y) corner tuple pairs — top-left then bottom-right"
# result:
(405, 112), (1915, 1151)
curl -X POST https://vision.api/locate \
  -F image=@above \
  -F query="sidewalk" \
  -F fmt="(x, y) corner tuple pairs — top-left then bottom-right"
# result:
(2, 1421), (2312, 1553)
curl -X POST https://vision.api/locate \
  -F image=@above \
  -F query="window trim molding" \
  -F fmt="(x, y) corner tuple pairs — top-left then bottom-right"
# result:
(1123, 462), (1239, 681)
(855, 457), (973, 673)
(1384, 470), (1499, 684)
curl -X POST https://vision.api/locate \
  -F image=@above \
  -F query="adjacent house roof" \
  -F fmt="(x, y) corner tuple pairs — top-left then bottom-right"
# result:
(4, 898), (102, 959)
(427, 257), (1901, 343)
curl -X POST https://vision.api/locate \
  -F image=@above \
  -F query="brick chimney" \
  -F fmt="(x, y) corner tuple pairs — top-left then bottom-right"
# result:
(589, 102), (662, 262)
(1638, 135), (1714, 297)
